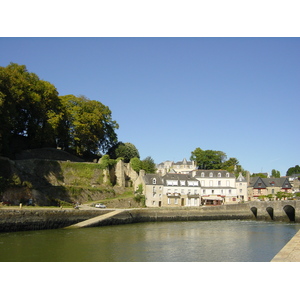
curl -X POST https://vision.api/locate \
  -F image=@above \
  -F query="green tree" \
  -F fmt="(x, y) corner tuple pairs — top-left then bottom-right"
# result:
(0, 63), (65, 155)
(276, 191), (288, 200)
(222, 157), (239, 173)
(60, 95), (119, 157)
(190, 147), (227, 169)
(115, 142), (140, 163)
(286, 165), (300, 176)
(251, 173), (268, 178)
(130, 157), (142, 173)
(141, 156), (156, 173)
(271, 169), (280, 178)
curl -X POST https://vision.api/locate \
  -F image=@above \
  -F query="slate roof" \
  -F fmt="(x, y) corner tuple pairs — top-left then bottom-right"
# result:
(163, 173), (196, 181)
(193, 170), (235, 178)
(143, 174), (164, 185)
(143, 173), (199, 186)
(249, 177), (292, 189)
(174, 158), (193, 165)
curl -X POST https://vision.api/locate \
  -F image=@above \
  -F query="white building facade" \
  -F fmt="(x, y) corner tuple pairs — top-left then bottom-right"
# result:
(192, 170), (238, 205)
(135, 169), (245, 207)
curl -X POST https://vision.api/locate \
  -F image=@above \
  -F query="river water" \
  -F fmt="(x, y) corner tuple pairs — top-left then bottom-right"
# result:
(0, 220), (299, 262)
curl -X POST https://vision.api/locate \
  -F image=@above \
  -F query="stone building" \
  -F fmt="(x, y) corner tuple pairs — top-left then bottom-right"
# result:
(191, 170), (238, 205)
(236, 172), (248, 202)
(288, 174), (300, 193)
(135, 171), (201, 207)
(135, 169), (243, 207)
(156, 158), (197, 175)
(247, 177), (293, 200)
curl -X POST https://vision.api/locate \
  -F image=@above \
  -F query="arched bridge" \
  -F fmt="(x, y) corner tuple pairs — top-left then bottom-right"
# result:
(248, 200), (300, 222)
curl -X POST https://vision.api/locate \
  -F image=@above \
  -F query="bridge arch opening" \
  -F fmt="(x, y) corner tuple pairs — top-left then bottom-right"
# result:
(283, 205), (295, 222)
(266, 207), (274, 220)
(251, 207), (257, 218)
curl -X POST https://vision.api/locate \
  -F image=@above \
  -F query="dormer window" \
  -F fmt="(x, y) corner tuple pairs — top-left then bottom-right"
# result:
(201, 172), (205, 178)
(153, 178), (156, 185)
(226, 173), (229, 177)
(218, 173), (221, 178)
(209, 172), (213, 177)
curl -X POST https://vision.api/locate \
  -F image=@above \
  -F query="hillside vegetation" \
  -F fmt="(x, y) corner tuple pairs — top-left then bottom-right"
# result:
(0, 155), (135, 207)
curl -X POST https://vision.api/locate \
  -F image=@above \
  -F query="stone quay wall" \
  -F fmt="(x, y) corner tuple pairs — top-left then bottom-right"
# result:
(0, 209), (106, 232)
(0, 204), (254, 232)
(1, 201), (300, 233)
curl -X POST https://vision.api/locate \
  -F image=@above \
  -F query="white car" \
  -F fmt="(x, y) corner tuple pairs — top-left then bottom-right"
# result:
(95, 203), (106, 208)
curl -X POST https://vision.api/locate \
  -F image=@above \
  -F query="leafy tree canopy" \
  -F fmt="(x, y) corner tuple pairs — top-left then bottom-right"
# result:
(60, 95), (119, 157)
(190, 147), (245, 176)
(110, 142), (140, 163)
(190, 148), (227, 170)
(0, 63), (119, 159)
(251, 173), (268, 178)
(0, 63), (64, 155)
(130, 156), (156, 174)
(141, 156), (156, 174)
(130, 157), (142, 172)
(107, 142), (139, 163)
(286, 165), (300, 176)
(271, 169), (281, 178)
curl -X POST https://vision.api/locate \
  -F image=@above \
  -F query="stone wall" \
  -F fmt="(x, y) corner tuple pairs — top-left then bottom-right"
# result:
(2, 201), (300, 233)
(0, 209), (106, 232)
(115, 160), (138, 187)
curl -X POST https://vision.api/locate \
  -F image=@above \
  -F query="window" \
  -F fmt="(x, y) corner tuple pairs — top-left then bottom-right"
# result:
(153, 178), (156, 184)
(201, 172), (205, 177)
(209, 172), (213, 177)
(203, 189), (206, 194)
(175, 198), (178, 205)
(168, 198), (171, 205)
(239, 189), (242, 193)
(229, 189), (232, 194)
(226, 173), (229, 177)
(218, 173), (221, 177)
(218, 181), (221, 186)
(212, 190), (215, 194)
(209, 180), (213, 186)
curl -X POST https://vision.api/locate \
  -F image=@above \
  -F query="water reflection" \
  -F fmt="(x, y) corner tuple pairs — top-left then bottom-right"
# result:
(0, 220), (299, 262)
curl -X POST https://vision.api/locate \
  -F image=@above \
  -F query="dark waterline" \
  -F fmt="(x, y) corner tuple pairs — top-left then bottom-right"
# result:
(0, 220), (299, 262)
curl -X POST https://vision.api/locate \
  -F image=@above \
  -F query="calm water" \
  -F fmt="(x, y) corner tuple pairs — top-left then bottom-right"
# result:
(0, 220), (299, 262)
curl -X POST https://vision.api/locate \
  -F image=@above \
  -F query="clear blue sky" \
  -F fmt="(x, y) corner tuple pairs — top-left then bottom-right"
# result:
(1, 37), (299, 175)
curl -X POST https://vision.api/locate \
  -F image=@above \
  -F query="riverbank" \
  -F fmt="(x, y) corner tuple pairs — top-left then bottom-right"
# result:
(0, 204), (255, 232)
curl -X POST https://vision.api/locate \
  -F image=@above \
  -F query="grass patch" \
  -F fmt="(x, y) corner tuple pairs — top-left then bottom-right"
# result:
(60, 161), (104, 186)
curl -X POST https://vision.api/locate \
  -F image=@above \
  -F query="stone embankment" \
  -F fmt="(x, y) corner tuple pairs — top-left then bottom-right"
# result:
(271, 229), (300, 262)
(0, 209), (107, 232)
(0, 203), (255, 232)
